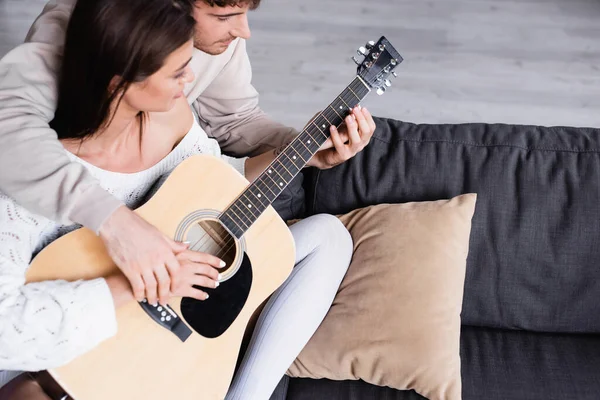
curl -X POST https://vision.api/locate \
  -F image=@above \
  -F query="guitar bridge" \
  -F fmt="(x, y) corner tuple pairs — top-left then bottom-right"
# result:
(139, 299), (192, 342)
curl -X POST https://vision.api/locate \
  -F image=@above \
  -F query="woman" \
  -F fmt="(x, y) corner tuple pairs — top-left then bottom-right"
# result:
(0, 0), (353, 398)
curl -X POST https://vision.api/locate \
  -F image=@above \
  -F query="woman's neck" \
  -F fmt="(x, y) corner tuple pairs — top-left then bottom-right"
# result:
(62, 101), (143, 158)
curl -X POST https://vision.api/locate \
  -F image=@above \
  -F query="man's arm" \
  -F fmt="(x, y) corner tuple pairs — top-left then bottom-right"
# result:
(0, 1), (186, 307)
(0, 0), (122, 231)
(192, 39), (297, 158)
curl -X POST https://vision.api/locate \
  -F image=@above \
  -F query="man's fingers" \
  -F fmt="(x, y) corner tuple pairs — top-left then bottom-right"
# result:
(363, 107), (376, 133)
(345, 115), (361, 146)
(329, 125), (346, 152)
(126, 272), (146, 302)
(154, 266), (171, 306)
(142, 270), (158, 305)
(354, 108), (373, 144)
(168, 237), (189, 254)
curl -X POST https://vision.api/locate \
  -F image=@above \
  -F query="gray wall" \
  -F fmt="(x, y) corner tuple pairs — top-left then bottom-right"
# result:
(2, 0), (599, 129)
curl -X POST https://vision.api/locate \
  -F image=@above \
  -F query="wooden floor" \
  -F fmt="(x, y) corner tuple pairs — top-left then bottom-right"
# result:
(1, 0), (599, 128)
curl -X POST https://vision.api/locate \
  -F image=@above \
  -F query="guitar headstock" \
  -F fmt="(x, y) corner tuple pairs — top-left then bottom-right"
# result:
(353, 36), (403, 95)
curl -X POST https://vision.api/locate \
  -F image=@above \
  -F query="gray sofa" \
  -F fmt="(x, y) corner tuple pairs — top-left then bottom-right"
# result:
(269, 116), (600, 400)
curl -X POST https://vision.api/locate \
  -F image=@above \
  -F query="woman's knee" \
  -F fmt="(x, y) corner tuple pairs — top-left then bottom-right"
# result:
(310, 214), (353, 264)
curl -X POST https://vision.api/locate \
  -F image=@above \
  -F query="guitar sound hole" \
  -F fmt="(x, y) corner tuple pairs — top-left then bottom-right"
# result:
(184, 219), (239, 279)
(180, 217), (252, 338)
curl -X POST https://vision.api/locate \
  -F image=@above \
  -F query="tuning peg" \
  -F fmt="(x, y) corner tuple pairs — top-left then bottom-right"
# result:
(352, 56), (361, 65)
(365, 40), (376, 50)
(376, 87), (386, 95)
(357, 46), (367, 55)
(392, 71), (398, 78)
(384, 79), (392, 87)
(390, 59), (398, 66)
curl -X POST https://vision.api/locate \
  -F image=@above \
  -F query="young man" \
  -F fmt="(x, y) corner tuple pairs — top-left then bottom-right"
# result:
(0, 0), (375, 306)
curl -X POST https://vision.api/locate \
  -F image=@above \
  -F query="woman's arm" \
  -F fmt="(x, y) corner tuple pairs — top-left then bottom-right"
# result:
(0, 194), (121, 371)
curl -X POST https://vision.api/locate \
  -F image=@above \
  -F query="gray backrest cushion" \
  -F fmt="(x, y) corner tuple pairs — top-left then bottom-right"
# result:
(304, 117), (600, 333)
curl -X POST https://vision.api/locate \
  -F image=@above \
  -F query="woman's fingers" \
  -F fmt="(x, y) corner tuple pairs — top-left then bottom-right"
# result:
(189, 274), (220, 290)
(177, 249), (226, 269)
(183, 287), (210, 301)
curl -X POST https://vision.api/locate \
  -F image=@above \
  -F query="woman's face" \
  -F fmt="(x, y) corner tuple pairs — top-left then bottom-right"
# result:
(123, 39), (195, 112)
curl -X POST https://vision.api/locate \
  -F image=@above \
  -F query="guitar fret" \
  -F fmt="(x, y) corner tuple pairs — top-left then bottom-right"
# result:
(338, 96), (350, 109)
(324, 110), (340, 125)
(310, 121), (328, 140)
(239, 193), (259, 220)
(230, 203), (251, 229)
(252, 183), (269, 201)
(296, 135), (312, 152)
(266, 163), (288, 188)
(288, 144), (307, 163)
(248, 187), (268, 208)
(274, 162), (293, 186)
(348, 88), (360, 100)
(279, 157), (300, 178)
(262, 172), (284, 194)
(277, 155), (297, 173)
(258, 175), (279, 197)
(220, 213), (243, 238)
(281, 151), (299, 168)
(255, 177), (274, 197)
(356, 76), (371, 91)
(329, 104), (342, 118)
(347, 86), (360, 101)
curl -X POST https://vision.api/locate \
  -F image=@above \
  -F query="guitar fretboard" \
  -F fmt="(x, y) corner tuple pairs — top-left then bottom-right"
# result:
(220, 76), (371, 238)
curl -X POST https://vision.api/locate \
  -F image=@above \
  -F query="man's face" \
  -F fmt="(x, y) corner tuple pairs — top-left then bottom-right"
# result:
(192, 2), (252, 55)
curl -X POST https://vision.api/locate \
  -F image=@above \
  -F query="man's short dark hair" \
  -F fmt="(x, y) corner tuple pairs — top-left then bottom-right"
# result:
(201, 0), (260, 10)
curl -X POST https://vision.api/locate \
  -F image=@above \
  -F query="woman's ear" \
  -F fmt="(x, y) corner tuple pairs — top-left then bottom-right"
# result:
(108, 76), (121, 93)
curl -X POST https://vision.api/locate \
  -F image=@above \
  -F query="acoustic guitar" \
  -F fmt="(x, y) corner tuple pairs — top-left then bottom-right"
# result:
(26, 36), (402, 399)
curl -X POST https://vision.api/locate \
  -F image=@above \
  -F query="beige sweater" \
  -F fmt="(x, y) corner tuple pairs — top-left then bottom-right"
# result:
(0, 0), (296, 233)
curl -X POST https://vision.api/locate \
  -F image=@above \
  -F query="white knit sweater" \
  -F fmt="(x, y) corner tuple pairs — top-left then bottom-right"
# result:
(0, 120), (246, 388)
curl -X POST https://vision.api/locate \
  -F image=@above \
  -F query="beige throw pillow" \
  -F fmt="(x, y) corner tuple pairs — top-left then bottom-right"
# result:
(287, 194), (477, 400)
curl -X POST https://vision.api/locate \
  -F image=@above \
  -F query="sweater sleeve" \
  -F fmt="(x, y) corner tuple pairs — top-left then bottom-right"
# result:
(0, 193), (118, 371)
(192, 39), (298, 158)
(0, 0), (122, 233)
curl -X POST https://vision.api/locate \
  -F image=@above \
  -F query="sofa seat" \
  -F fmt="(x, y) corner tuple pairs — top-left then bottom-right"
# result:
(274, 327), (600, 400)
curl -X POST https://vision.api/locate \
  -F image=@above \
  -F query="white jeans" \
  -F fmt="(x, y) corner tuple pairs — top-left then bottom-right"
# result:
(225, 213), (353, 400)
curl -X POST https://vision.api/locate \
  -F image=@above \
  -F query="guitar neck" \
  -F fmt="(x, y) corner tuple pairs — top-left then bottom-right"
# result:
(220, 76), (372, 238)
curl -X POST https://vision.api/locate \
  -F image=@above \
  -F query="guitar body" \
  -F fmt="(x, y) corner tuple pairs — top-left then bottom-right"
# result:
(25, 155), (296, 400)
